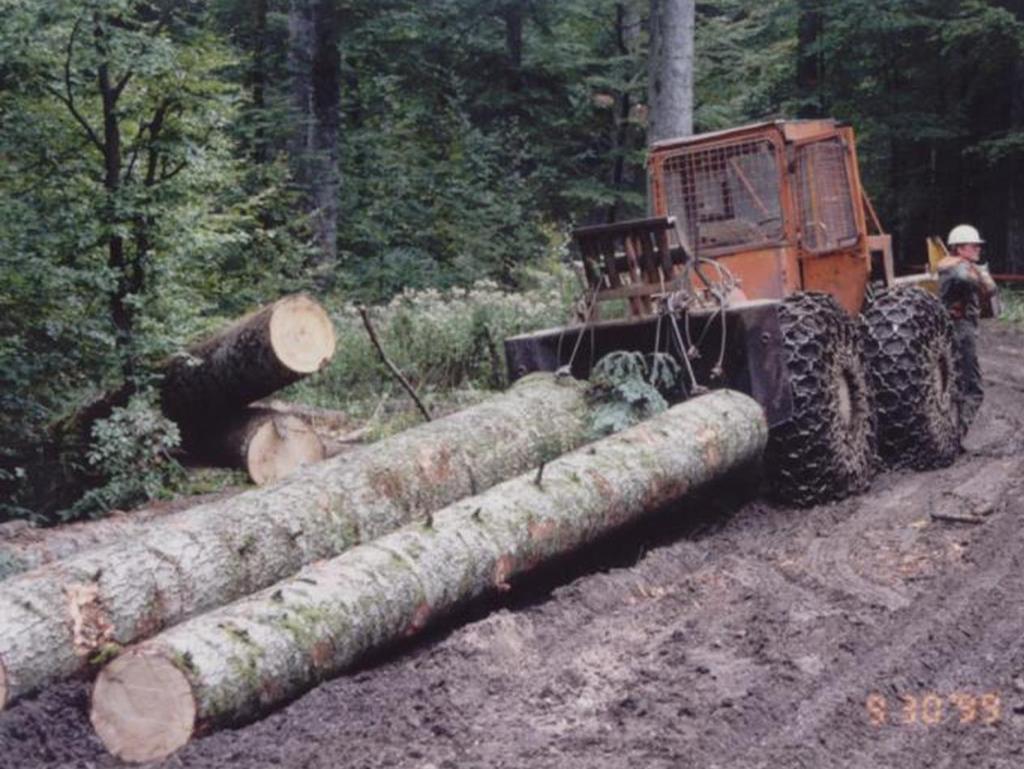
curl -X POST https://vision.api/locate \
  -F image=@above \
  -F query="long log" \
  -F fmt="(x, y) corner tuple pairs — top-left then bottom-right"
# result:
(187, 408), (326, 485)
(0, 491), (240, 582)
(90, 390), (766, 762)
(161, 293), (336, 427)
(0, 374), (590, 710)
(0, 511), (164, 581)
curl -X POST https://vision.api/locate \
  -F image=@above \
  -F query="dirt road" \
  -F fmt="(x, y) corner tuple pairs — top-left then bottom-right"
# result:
(2, 322), (1022, 769)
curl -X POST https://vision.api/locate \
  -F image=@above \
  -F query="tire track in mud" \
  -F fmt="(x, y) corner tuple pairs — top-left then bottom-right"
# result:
(742, 461), (1024, 766)
(801, 510), (912, 612)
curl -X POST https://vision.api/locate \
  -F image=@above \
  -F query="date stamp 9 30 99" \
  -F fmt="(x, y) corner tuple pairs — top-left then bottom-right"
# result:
(866, 692), (1002, 727)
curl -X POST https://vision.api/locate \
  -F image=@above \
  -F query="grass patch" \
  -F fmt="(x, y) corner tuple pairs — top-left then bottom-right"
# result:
(286, 265), (578, 414)
(998, 287), (1024, 327)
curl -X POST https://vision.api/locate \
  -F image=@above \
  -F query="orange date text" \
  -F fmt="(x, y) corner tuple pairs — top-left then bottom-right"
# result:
(865, 692), (1001, 727)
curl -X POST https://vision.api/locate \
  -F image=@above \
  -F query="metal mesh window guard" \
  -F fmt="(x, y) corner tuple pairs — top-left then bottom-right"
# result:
(795, 139), (858, 253)
(661, 139), (783, 256)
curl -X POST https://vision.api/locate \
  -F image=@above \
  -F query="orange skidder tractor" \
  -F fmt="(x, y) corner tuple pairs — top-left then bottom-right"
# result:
(505, 119), (966, 506)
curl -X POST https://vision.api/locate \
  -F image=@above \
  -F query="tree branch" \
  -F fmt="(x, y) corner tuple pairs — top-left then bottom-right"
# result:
(124, 98), (175, 184)
(112, 70), (133, 99)
(357, 306), (432, 422)
(155, 159), (188, 184)
(48, 16), (104, 154)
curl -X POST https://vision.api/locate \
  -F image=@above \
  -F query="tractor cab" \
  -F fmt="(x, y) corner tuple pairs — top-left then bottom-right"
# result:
(649, 119), (888, 315)
(572, 120), (890, 322)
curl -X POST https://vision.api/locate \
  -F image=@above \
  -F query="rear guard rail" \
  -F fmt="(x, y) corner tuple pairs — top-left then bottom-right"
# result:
(504, 299), (793, 428)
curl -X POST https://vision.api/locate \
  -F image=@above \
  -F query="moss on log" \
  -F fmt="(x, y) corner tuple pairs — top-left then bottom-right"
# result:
(90, 390), (766, 763)
(0, 374), (590, 710)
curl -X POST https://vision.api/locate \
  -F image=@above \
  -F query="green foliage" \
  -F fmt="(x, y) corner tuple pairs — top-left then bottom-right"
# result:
(586, 351), (683, 438)
(70, 395), (185, 518)
(0, 0), (309, 519)
(1000, 288), (1024, 327)
(695, 0), (797, 129)
(332, 0), (649, 299)
(289, 264), (577, 409)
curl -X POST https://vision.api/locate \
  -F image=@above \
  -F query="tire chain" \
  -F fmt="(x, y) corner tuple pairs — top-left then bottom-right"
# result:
(766, 292), (877, 507)
(861, 287), (963, 470)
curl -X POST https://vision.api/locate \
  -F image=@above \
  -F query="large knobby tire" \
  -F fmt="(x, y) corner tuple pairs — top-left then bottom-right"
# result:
(766, 293), (877, 507)
(860, 287), (963, 470)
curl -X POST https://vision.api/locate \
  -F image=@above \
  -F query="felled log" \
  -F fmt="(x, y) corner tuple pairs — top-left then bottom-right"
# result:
(161, 294), (336, 427)
(187, 408), (326, 485)
(0, 374), (590, 710)
(0, 513), (162, 581)
(36, 295), (337, 518)
(54, 294), (336, 446)
(0, 491), (240, 581)
(90, 390), (767, 762)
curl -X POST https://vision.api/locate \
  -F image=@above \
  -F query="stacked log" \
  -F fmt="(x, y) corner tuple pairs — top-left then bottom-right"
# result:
(187, 408), (326, 486)
(90, 390), (767, 762)
(49, 294), (337, 487)
(161, 293), (336, 428)
(0, 511), (166, 580)
(166, 293), (337, 482)
(0, 374), (590, 710)
(0, 490), (250, 581)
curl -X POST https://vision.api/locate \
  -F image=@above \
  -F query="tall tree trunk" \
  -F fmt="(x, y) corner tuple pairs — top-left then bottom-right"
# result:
(647, 0), (694, 145)
(90, 390), (767, 763)
(251, 0), (270, 164)
(289, 0), (340, 276)
(608, 1), (642, 223)
(96, 38), (133, 379)
(796, 0), (824, 118)
(502, 1), (525, 93)
(0, 375), (594, 710)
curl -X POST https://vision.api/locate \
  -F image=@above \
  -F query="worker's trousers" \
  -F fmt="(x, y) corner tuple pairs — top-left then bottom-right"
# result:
(953, 319), (983, 433)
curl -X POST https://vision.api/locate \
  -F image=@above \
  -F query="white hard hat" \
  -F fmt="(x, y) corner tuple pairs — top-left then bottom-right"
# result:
(947, 224), (984, 246)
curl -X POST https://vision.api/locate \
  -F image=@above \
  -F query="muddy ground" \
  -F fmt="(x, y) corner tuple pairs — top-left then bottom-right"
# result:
(3, 322), (1024, 769)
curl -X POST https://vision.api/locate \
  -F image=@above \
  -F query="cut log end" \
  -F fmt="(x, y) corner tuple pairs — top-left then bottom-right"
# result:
(248, 414), (326, 485)
(91, 653), (196, 764)
(269, 295), (336, 374)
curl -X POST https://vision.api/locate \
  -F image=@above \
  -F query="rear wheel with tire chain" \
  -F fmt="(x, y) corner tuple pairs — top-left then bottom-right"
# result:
(860, 287), (963, 470)
(766, 292), (877, 506)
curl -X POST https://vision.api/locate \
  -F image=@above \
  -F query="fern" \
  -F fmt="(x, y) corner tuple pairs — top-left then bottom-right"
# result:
(586, 351), (684, 438)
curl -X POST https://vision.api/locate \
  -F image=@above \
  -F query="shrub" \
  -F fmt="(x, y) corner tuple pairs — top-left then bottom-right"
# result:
(290, 265), (579, 409)
(70, 395), (185, 518)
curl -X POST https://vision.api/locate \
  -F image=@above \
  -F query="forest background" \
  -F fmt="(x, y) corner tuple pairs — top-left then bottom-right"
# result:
(3, 0), (1024, 522)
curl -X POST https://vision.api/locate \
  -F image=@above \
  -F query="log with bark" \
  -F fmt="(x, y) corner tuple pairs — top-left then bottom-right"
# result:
(35, 295), (337, 517)
(0, 374), (591, 710)
(55, 294), (337, 446)
(0, 512), (164, 582)
(161, 293), (336, 428)
(0, 491), (241, 582)
(90, 389), (767, 762)
(187, 408), (326, 485)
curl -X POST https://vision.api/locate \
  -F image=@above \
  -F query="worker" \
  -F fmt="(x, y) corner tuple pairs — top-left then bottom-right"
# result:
(938, 224), (997, 430)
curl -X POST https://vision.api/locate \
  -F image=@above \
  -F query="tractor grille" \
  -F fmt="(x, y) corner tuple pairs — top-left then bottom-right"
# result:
(794, 138), (858, 252)
(660, 139), (783, 256)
